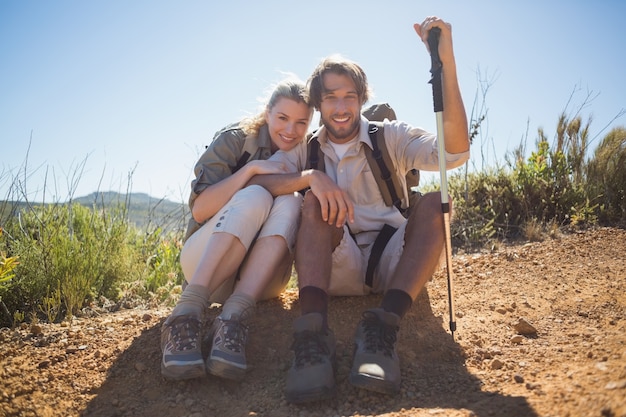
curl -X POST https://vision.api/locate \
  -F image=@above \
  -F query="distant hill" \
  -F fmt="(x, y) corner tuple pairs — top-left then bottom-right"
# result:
(73, 192), (189, 233)
(0, 192), (190, 234)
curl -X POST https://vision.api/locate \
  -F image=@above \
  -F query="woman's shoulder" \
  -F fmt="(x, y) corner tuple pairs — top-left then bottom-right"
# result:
(212, 122), (247, 142)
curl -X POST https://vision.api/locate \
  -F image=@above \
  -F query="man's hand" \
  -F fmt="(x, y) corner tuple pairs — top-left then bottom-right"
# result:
(308, 170), (355, 227)
(413, 16), (454, 66)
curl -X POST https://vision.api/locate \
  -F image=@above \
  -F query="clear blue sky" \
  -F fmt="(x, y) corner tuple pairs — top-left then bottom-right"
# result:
(2, 0), (625, 203)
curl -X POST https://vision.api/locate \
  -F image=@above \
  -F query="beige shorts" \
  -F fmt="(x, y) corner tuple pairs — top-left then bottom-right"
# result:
(328, 221), (407, 296)
(180, 185), (302, 303)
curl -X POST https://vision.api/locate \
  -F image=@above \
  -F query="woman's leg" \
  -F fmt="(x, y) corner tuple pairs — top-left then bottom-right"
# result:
(161, 185), (273, 381)
(206, 193), (302, 380)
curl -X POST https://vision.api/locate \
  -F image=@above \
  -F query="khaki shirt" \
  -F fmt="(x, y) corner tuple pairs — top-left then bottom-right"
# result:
(269, 116), (470, 245)
(184, 123), (273, 240)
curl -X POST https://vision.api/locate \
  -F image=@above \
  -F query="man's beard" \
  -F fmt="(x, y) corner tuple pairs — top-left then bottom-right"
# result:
(321, 114), (360, 141)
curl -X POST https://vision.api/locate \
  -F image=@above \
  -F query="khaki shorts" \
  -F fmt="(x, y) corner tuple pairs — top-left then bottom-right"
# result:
(328, 221), (407, 296)
(180, 185), (302, 303)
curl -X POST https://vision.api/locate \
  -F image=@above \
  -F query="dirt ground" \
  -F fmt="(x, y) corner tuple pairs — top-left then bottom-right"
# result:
(1, 227), (625, 417)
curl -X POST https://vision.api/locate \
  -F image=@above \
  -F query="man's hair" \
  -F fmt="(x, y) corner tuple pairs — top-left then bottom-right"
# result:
(307, 54), (371, 110)
(240, 76), (311, 137)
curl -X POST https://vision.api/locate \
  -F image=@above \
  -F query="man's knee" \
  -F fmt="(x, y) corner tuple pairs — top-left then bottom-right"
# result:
(408, 191), (452, 224)
(415, 191), (441, 211)
(301, 191), (322, 221)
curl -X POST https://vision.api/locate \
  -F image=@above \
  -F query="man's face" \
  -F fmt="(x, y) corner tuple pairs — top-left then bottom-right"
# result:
(319, 72), (362, 143)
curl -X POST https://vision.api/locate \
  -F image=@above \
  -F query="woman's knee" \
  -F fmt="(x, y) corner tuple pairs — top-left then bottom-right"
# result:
(271, 193), (303, 220)
(232, 184), (273, 208)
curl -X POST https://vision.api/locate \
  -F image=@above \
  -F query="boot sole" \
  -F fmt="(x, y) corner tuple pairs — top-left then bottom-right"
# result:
(161, 361), (206, 380)
(285, 384), (336, 404)
(206, 358), (246, 381)
(349, 372), (400, 395)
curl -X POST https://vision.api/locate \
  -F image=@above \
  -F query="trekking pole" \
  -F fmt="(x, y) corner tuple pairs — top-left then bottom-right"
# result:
(427, 27), (457, 340)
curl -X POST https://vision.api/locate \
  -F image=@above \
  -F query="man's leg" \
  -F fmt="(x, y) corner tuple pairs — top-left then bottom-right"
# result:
(286, 191), (343, 403)
(350, 192), (448, 394)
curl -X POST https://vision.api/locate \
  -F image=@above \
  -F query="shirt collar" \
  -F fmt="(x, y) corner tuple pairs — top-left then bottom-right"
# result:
(315, 116), (373, 149)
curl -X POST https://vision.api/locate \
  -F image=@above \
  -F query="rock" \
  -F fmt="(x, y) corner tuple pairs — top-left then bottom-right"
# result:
(134, 362), (147, 372)
(605, 380), (626, 390)
(30, 324), (43, 335)
(513, 318), (537, 335)
(490, 359), (505, 370)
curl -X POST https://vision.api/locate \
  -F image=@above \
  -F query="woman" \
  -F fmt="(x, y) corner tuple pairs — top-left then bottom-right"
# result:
(161, 77), (313, 381)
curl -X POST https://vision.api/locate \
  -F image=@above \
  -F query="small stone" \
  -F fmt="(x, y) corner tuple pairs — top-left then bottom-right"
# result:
(490, 359), (504, 370)
(511, 335), (524, 344)
(605, 380), (626, 390)
(513, 374), (524, 383)
(30, 324), (43, 335)
(513, 318), (537, 335)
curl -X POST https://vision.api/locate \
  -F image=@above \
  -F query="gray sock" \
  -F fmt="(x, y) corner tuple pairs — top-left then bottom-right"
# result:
(220, 293), (256, 322)
(171, 284), (211, 318)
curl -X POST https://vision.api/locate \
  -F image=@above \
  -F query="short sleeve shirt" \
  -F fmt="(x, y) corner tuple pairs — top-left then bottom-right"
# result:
(268, 116), (469, 241)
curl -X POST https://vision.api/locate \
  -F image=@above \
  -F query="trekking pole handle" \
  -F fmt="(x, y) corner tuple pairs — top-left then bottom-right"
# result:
(427, 27), (444, 113)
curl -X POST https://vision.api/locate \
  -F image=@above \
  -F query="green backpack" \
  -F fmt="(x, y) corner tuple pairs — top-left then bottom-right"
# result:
(307, 102), (420, 218)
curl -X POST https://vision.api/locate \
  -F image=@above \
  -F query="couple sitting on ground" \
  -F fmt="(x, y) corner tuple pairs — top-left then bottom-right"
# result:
(160, 16), (470, 404)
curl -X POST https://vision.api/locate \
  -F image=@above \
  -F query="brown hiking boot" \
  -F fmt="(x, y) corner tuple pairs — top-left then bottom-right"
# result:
(285, 313), (336, 403)
(160, 314), (206, 380)
(349, 308), (401, 395)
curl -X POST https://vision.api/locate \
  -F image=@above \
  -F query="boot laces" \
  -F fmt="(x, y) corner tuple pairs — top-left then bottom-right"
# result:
(361, 311), (398, 358)
(291, 330), (329, 368)
(169, 316), (201, 351)
(220, 319), (248, 353)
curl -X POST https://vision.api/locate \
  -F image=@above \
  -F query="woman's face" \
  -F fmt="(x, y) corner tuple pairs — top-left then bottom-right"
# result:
(265, 97), (312, 152)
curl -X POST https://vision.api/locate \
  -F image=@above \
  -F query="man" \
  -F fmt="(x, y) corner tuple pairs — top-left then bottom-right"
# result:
(249, 16), (469, 403)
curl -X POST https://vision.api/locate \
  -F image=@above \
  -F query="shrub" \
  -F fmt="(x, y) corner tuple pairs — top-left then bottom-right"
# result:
(586, 127), (626, 225)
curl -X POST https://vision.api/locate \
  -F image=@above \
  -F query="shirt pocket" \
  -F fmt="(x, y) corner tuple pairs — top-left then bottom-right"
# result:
(348, 159), (385, 207)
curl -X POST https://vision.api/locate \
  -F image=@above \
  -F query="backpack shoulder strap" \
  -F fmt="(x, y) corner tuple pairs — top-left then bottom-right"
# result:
(364, 122), (405, 212)
(231, 151), (250, 174)
(306, 130), (325, 172)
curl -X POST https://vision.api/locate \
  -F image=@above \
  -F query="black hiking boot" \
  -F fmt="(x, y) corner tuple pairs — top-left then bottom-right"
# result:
(349, 308), (401, 395)
(285, 313), (336, 403)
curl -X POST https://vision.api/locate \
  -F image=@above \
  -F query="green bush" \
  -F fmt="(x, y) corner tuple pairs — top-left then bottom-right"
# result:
(586, 127), (626, 225)
(0, 203), (139, 323)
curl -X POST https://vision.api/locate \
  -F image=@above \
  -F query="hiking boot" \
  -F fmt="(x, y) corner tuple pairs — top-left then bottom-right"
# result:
(349, 308), (401, 395)
(205, 316), (248, 381)
(160, 314), (206, 380)
(285, 313), (336, 404)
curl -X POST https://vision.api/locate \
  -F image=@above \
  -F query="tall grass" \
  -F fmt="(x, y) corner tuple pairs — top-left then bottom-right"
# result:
(0, 160), (187, 327)
(423, 116), (625, 251)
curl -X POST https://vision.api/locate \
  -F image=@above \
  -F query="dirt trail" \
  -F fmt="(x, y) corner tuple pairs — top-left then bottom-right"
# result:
(1, 227), (625, 417)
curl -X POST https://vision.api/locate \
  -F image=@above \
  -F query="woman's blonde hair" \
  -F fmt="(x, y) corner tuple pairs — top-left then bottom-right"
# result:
(240, 76), (310, 137)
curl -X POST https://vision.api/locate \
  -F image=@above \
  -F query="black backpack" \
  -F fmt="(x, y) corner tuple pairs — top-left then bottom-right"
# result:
(306, 103), (419, 218)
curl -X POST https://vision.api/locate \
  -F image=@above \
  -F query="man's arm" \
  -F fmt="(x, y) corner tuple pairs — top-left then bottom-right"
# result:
(414, 17), (469, 154)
